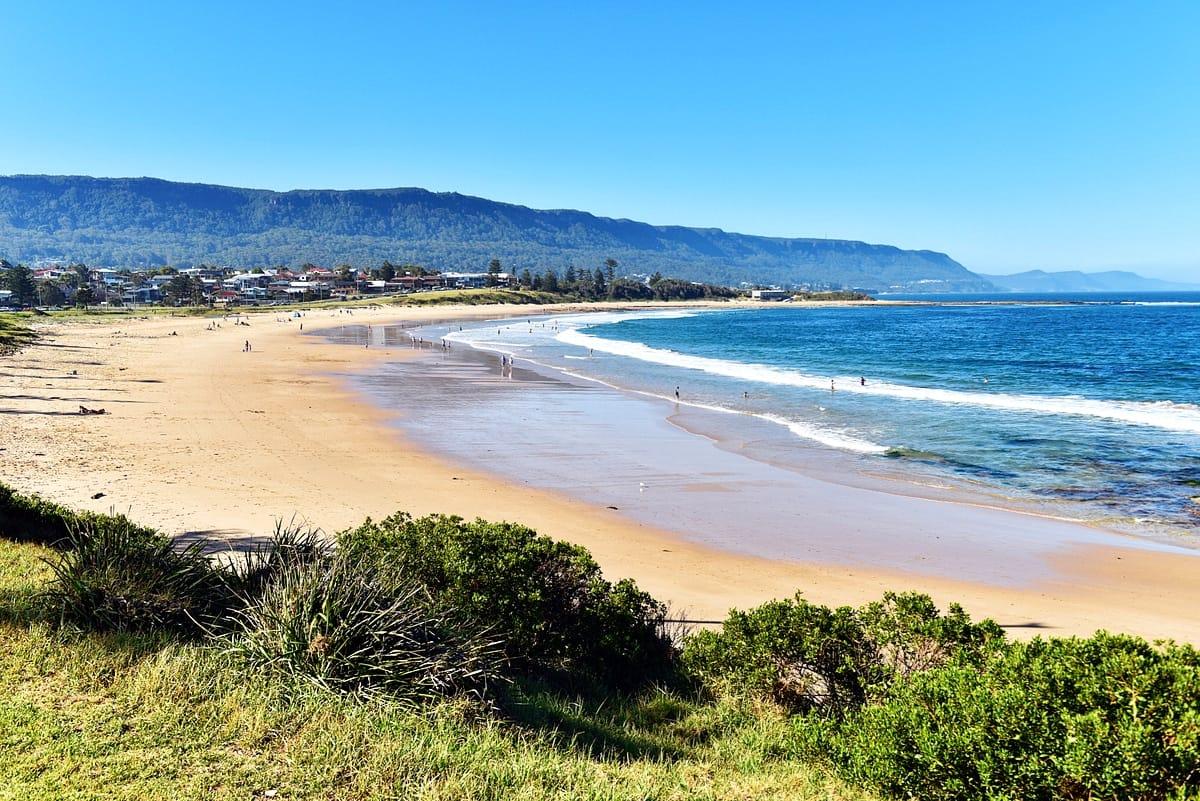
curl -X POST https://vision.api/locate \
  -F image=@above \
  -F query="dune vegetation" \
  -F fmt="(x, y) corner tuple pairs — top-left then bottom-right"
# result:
(0, 483), (1197, 800)
(0, 315), (36, 353)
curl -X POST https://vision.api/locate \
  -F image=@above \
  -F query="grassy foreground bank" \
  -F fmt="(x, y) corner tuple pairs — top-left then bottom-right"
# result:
(0, 490), (866, 801)
(0, 484), (1197, 800)
(0, 540), (863, 801)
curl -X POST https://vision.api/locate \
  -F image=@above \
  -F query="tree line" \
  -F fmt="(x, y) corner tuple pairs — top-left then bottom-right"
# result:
(1, 255), (740, 309)
(506, 258), (737, 301)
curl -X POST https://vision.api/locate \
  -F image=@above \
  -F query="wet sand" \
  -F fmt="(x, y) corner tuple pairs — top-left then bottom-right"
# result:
(342, 335), (1192, 588)
(1, 304), (1199, 641)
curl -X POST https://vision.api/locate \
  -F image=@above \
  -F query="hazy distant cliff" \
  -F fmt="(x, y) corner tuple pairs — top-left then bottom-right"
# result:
(0, 175), (992, 291)
(980, 269), (1198, 293)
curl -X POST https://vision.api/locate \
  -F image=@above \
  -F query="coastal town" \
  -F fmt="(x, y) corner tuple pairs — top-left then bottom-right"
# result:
(0, 260), (513, 309)
(0, 258), (866, 312)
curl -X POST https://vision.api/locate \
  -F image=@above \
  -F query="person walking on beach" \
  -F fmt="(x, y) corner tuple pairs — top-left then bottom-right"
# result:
(243, 340), (251, 352)
(674, 386), (680, 400)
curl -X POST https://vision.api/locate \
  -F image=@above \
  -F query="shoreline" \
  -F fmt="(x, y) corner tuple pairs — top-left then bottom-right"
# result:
(2, 303), (1199, 641)
(399, 308), (1197, 553)
(343, 325), (1193, 583)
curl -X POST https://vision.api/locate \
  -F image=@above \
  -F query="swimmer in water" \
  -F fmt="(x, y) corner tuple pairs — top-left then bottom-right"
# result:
(860, 376), (866, 386)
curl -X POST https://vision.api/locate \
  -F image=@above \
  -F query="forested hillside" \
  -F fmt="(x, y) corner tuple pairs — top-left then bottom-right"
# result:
(0, 175), (992, 291)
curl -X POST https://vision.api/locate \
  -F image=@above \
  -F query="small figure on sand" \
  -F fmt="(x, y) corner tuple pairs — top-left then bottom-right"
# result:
(243, 340), (252, 352)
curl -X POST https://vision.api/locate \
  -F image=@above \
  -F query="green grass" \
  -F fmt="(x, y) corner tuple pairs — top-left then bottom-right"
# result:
(0, 539), (869, 800)
(5, 288), (616, 324)
(379, 288), (571, 306)
(5, 485), (1197, 798)
(0, 314), (37, 352)
(1, 288), (721, 342)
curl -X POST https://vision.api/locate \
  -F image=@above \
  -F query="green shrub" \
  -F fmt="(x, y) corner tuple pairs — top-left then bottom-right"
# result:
(338, 513), (676, 690)
(45, 521), (233, 635)
(808, 633), (1200, 800)
(856, 591), (1004, 681)
(683, 595), (878, 717)
(683, 592), (1002, 716)
(229, 553), (502, 704)
(0, 482), (158, 548)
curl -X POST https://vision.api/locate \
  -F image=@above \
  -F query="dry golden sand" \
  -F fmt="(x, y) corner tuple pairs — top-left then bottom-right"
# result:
(2, 304), (1198, 642)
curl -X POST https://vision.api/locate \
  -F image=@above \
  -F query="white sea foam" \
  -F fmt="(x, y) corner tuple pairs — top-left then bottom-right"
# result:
(1125, 301), (1200, 307)
(548, 361), (890, 454)
(557, 328), (1200, 434)
(751, 411), (889, 454)
(443, 312), (887, 454)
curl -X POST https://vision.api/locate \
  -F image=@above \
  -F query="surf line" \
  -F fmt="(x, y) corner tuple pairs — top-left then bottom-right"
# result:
(557, 328), (1200, 435)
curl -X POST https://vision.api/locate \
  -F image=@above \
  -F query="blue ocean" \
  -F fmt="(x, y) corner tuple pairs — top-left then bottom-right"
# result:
(437, 293), (1200, 541)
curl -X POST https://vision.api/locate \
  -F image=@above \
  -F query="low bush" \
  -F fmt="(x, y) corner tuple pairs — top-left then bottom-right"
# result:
(45, 521), (233, 635)
(338, 513), (676, 690)
(682, 592), (1003, 716)
(855, 591), (1004, 681)
(0, 482), (158, 548)
(683, 594), (878, 717)
(807, 633), (1200, 800)
(229, 553), (502, 704)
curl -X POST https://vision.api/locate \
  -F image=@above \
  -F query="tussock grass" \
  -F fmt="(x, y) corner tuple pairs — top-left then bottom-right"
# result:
(230, 555), (503, 704)
(45, 521), (240, 635)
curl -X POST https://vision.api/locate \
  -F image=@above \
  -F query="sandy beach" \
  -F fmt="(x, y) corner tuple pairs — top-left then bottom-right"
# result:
(2, 303), (1199, 642)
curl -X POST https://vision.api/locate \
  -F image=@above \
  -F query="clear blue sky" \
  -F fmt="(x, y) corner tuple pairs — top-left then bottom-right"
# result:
(2, 1), (1197, 280)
